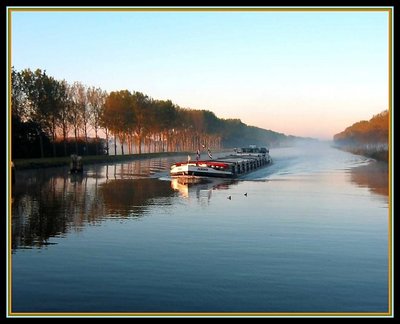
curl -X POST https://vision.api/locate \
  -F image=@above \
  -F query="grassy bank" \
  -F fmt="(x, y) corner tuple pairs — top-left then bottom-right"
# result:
(333, 145), (389, 163)
(12, 152), (191, 170)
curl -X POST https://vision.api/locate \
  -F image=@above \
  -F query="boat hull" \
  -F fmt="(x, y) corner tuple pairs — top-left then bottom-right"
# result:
(170, 164), (233, 178)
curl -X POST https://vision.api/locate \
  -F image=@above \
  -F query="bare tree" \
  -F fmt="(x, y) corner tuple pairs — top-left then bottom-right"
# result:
(58, 80), (73, 156)
(69, 82), (84, 154)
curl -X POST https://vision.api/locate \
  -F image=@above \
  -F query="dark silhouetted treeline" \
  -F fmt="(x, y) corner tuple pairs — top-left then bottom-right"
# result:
(11, 67), (304, 159)
(333, 110), (389, 162)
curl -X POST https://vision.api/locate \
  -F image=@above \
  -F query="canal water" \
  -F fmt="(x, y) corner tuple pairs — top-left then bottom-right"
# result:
(9, 143), (390, 314)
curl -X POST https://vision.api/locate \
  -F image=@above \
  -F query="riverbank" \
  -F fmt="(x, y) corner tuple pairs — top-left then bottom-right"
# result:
(12, 152), (191, 170)
(333, 145), (388, 163)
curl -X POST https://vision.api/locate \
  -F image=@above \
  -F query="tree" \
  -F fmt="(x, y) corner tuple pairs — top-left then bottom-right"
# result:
(11, 67), (27, 120)
(42, 75), (65, 157)
(87, 86), (107, 155)
(131, 91), (150, 154)
(69, 82), (85, 154)
(19, 68), (58, 158)
(333, 110), (389, 146)
(57, 80), (73, 156)
(103, 90), (134, 155)
(149, 99), (178, 152)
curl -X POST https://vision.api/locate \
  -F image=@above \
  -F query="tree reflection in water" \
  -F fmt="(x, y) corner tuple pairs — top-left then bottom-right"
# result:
(349, 161), (389, 197)
(11, 167), (175, 250)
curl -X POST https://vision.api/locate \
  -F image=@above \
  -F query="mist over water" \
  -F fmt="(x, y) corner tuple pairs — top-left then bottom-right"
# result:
(10, 142), (389, 314)
(245, 141), (371, 180)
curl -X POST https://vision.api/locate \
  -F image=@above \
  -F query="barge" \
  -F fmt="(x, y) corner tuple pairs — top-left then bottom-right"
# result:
(70, 154), (83, 173)
(170, 146), (271, 179)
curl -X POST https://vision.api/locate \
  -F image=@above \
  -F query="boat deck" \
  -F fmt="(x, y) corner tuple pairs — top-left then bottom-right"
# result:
(170, 150), (271, 178)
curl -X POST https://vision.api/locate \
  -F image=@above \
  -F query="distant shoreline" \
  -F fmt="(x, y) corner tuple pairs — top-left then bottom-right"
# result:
(12, 152), (192, 170)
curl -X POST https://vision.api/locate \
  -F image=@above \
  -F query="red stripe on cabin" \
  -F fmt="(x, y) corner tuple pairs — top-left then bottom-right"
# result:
(206, 162), (229, 168)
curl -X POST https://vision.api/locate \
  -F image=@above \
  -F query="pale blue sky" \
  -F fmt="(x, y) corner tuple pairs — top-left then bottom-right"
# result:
(9, 7), (391, 139)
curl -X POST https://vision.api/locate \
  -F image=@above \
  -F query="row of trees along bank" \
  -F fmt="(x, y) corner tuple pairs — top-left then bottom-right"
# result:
(333, 110), (389, 162)
(11, 67), (295, 159)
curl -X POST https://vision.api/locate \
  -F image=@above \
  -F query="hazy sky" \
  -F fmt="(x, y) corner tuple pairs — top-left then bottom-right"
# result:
(9, 7), (391, 140)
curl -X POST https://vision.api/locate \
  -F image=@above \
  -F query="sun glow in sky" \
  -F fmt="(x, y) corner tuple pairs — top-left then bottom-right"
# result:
(9, 7), (391, 140)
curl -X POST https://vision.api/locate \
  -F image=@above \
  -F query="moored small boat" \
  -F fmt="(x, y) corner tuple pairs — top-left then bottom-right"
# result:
(70, 154), (83, 173)
(170, 145), (271, 178)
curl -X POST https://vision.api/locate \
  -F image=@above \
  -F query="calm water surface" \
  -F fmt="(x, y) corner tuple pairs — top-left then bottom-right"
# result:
(10, 143), (390, 314)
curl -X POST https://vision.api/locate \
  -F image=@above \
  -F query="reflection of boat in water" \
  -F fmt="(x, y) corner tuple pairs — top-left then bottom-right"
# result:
(170, 146), (271, 178)
(69, 172), (84, 183)
(171, 176), (235, 198)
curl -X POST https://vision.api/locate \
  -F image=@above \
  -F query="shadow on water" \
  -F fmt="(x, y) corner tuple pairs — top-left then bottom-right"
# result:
(348, 161), (389, 197)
